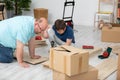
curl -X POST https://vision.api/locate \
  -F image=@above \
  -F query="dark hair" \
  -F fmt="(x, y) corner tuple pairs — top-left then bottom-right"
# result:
(54, 19), (66, 30)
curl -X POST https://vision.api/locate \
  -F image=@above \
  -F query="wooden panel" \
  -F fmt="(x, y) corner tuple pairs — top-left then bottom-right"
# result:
(117, 70), (120, 80)
(42, 60), (49, 68)
(117, 54), (120, 80)
(81, 47), (102, 54)
(23, 52), (48, 65)
(110, 45), (120, 54)
(96, 58), (117, 80)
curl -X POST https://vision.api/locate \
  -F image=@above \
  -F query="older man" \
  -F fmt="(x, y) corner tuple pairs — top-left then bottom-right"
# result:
(0, 16), (48, 68)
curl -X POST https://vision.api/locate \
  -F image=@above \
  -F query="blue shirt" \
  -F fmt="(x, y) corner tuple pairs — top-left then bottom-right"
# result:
(0, 16), (35, 48)
(53, 26), (75, 43)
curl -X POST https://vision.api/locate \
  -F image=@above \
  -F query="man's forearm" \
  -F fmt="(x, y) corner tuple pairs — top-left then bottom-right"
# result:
(28, 37), (35, 58)
(16, 40), (24, 63)
(16, 50), (23, 63)
(28, 42), (35, 57)
(16, 40), (29, 68)
(28, 38), (40, 59)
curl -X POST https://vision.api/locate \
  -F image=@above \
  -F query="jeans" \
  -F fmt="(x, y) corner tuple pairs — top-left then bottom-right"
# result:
(0, 43), (14, 63)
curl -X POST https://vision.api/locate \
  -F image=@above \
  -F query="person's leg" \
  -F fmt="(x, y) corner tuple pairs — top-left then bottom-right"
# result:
(48, 28), (66, 46)
(47, 28), (55, 42)
(0, 44), (14, 63)
(47, 28), (58, 47)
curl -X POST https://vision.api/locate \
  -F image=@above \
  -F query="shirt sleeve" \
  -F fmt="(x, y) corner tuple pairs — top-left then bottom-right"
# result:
(16, 26), (35, 44)
(67, 28), (74, 39)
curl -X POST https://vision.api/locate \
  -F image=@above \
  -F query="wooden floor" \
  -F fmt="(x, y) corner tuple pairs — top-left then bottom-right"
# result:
(0, 25), (119, 80)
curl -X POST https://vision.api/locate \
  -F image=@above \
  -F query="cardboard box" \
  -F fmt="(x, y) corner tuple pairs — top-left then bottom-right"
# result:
(117, 54), (120, 80)
(49, 45), (89, 76)
(101, 26), (120, 42)
(111, 23), (120, 27)
(118, 54), (120, 68)
(53, 65), (98, 80)
(117, 70), (120, 80)
(34, 8), (48, 20)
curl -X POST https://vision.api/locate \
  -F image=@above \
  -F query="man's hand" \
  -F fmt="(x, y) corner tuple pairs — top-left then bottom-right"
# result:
(19, 62), (30, 68)
(31, 55), (41, 59)
(16, 40), (30, 68)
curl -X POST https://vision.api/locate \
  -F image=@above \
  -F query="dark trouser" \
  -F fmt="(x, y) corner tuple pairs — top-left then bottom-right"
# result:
(0, 43), (14, 63)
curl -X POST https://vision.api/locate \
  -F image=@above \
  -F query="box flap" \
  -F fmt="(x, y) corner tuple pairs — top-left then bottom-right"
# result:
(53, 45), (89, 55)
(102, 27), (120, 31)
(54, 46), (66, 51)
(61, 45), (80, 53)
(54, 48), (74, 56)
(111, 23), (120, 27)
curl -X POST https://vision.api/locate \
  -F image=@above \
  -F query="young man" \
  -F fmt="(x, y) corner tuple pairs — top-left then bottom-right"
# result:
(0, 16), (49, 68)
(48, 19), (75, 47)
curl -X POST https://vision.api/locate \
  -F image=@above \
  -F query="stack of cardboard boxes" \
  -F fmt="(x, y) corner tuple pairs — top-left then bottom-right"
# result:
(49, 45), (98, 80)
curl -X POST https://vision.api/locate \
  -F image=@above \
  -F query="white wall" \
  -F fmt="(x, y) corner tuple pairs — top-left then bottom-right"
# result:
(23, 0), (98, 26)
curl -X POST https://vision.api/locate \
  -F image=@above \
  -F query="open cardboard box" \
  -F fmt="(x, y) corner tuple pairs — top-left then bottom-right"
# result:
(111, 23), (120, 27)
(101, 23), (120, 42)
(49, 45), (89, 76)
